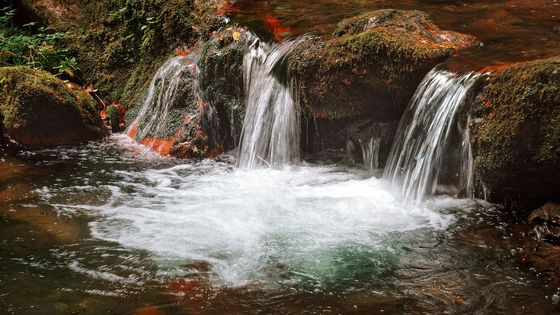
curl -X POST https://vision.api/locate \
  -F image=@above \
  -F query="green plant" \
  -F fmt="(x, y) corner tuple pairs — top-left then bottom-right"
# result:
(0, 6), (77, 76)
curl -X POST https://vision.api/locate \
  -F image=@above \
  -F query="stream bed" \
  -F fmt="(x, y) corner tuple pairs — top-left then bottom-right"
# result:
(1, 135), (559, 314)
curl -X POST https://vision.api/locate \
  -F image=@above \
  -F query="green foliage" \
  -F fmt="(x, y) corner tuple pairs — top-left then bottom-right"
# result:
(0, 7), (76, 76)
(106, 104), (121, 131)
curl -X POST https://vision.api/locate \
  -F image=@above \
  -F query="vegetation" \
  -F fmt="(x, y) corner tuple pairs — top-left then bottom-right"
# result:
(0, 66), (106, 148)
(472, 57), (560, 207)
(0, 7), (76, 77)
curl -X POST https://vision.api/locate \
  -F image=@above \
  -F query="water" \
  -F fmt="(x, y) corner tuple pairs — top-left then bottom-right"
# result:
(126, 57), (201, 154)
(384, 69), (480, 203)
(461, 115), (475, 199)
(237, 37), (302, 168)
(1, 137), (559, 314)
(359, 137), (381, 174)
(228, 0), (560, 71)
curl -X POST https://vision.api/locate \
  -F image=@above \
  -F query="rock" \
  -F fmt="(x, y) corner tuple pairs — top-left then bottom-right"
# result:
(530, 203), (560, 244)
(288, 9), (477, 162)
(519, 203), (560, 287)
(199, 28), (250, 147)
(18, 0), (82, 31)
(471, 56), (560, 209)
(0, 66), (107, 148)
(288, 9), (477, 121)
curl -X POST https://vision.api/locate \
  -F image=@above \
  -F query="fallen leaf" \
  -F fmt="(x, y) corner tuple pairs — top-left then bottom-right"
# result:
(232, 31), (241, 41)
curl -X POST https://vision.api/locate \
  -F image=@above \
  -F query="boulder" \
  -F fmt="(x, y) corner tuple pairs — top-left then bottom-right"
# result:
(287, 9), (477, 163)
(0, 66), (107, 148)
(18, 0), (82, 31)
(198, 28), (250, 147)
(471, 57), (560, 208)
(288, 9), (477, 121)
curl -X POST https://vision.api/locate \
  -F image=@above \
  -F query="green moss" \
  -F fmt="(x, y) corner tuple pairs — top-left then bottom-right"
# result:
(0, 66), (105, 147)
(287, 10), (471, 120)
(57, 0), (201, 111)
(473, 57), (560, 189)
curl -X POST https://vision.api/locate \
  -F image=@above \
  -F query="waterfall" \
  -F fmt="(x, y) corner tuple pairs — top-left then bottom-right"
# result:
(126, 56), (201, 151)
(460, 115), (475, 198)
(360, 137), (381, 174)
(237, 38), (302, 168)
(383, 68), (479, 203)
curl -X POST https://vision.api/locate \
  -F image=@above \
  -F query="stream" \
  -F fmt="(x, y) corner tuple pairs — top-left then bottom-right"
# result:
(1, 136), (559, 314)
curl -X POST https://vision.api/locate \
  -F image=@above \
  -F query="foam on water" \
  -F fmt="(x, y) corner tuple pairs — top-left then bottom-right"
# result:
(48, 154), (456, 288)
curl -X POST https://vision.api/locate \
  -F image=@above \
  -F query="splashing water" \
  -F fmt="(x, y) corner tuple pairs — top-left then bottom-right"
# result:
(237, 38), (302, 168)
(384, 69), (480, 203)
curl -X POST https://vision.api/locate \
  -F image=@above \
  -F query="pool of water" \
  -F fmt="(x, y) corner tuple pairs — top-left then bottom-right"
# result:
(1, 135), (559, 314)
(227, 0), (560, 71)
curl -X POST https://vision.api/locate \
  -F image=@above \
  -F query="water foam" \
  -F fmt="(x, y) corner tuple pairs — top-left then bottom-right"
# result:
(83, 160), (453, 288)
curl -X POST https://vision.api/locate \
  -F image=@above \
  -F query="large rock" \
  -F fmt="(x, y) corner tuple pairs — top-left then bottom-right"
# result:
(0, 66), (107, 148)
(18, 0), (82, 31)
(198, 28), (250, 147)
(287, 9), (477, 163)
(126, 28), (250, 159)
(471, 57), (560, 208)
(288, 9), (477, 121)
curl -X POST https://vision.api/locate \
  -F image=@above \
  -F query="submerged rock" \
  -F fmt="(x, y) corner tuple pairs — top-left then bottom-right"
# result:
(530, 203), (560, 244)
(287, 9), (477, 163)
(0, 66), (106, 148)
(520, 203), (560, 287)
(471, 56), (560, 208)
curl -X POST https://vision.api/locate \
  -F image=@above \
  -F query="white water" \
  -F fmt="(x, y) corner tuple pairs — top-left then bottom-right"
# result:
(34, 135), (456, 288)
(126, 56), (201, 142)
(360, 137), (381, 174)
(237, 38), (302, 168)
(384, 69), (479, 203)
(460, 115), (475, 198)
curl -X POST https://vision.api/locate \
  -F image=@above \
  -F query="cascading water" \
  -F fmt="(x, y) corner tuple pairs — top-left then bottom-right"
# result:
(237, 38), (302, 168)
(126, 56), (201, 146)
(360, 137), (381, 174)
(383, 68), (479, 203)
(460, 115), (475, 198)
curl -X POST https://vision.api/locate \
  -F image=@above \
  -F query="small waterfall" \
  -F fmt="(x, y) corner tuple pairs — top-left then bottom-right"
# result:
(237, 38), (302, 168)
(383, 68), (479, 202)
(126, 56), (201, 153)
(359, 137), (381, 174)
(460, 115), (474, 198)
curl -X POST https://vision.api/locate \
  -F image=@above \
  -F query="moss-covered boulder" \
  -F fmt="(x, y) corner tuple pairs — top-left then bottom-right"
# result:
(0, 66), (106, 148)
(198, 28), (251, 146)
(18, 0), (82, 31)
(471, 57), (560, 208)
(288, 9), (476, 163)
(288, 9), (477, 121)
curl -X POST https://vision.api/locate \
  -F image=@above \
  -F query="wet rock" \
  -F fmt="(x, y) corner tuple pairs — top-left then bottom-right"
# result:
(288, 10), (477, 161)
(0, 66), (107, 149)
(471, 56), (560, 209)
(199, 28), (250, 147)
(520, 203), (560, 288)
(530, 203), (560, 244)
(288, 9), (477, 121)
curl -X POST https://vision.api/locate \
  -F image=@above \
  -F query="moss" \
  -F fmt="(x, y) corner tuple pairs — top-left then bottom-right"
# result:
(472, 56), (560, 205)
(0, 66), (106, 148)
(287, 10), (475, 121)
(106, 104), (120, 132)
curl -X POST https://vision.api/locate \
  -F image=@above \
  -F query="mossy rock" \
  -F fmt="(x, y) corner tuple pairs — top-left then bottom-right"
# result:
(198, 28), (251, 147)
(0, 66), (107, 148)
(287, 9), (477, 121)
(472, 56), (560, 208)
